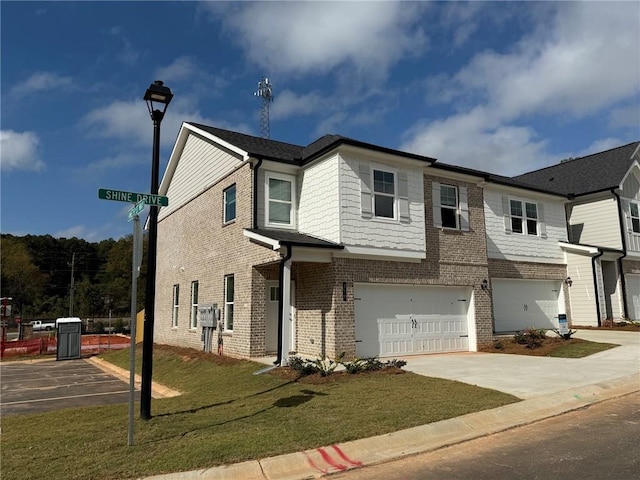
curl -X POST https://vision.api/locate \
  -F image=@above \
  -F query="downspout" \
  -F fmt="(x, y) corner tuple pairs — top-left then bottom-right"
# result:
(592, 249), (604, 326)
(612, 189), (630, 319)
(274, 244), (293, 366)
(252, 158), (263, 229)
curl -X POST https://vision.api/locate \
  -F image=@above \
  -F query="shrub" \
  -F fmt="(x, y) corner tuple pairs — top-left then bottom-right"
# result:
(287, 356), (319, 376)
(552, 328), (577, 340)
(514, 327), (547, 349)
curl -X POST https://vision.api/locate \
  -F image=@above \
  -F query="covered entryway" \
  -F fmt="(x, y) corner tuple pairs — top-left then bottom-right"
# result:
(492, 279), (563, 332)
(354, 284), (472, 358)
(626, 274), (640, 321)
(265, 281), (295, 353)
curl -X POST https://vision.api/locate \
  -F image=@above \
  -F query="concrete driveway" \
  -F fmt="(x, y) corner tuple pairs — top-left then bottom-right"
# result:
(403, 330), (640, 398)
(0, 358), (138, 417)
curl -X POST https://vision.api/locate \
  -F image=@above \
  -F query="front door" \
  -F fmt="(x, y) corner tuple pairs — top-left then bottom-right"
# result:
(265, 281), (296, 354)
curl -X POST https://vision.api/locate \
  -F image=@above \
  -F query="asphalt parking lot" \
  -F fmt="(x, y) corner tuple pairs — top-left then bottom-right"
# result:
(0, 358), (139, 417)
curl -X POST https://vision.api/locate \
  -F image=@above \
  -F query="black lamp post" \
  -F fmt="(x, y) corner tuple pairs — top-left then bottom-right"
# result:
(141, 80), (173, 420)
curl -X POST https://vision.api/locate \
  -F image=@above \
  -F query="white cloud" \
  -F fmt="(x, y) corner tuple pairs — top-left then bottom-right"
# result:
(0, 130), (45, 172)
(108, 26), (139, 66)
(402, 2), (640, 174)
(609, 105), (640, 129)
(211, 2), (428, 79)
(54, 225), (88, 240)
(270, 90), (325, 120)
(10, 72), (73, 98)
(154, 57), (200, 84)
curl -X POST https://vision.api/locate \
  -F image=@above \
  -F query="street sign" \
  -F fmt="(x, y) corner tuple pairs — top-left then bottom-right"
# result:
(127, 200), (145, 222)
(98, 188), (168, 207)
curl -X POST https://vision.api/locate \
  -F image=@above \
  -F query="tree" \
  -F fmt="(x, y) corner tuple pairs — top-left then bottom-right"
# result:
(0, 237), (46, 317)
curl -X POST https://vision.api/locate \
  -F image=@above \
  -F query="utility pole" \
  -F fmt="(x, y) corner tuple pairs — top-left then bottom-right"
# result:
(69, 252), (75, 316)
(254, 77), (273, 139)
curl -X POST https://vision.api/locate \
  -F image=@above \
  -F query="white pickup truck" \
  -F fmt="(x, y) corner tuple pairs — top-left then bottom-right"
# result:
(30, 320), (57, 331)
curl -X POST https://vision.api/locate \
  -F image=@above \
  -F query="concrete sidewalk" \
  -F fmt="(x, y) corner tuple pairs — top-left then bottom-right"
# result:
(144, 330), (640, 480)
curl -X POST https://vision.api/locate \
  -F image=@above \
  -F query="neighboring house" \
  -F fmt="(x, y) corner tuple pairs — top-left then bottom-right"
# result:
(516, 142), (640, 325)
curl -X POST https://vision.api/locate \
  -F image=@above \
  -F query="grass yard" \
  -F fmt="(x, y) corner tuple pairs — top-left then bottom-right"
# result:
(1, 345), (519, 480)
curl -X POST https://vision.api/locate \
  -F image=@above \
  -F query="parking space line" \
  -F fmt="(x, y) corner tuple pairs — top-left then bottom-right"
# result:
(3, 379), (126, 393)
(1, 390), (131, 406)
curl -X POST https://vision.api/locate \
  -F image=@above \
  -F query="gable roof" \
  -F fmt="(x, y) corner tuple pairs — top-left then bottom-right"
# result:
(186, 122), (436, 166)
(513, 142), (640, 197)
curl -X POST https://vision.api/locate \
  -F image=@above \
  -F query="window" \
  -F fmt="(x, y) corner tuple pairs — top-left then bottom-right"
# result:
(508, 199), (538, 236)
(172, 284), (179, 328)
(269, 285), (279, 302)
(631, 202), (640, 233)
(373, 169), (395, 218)
(190, 281), (199, 329)
(266, 173), (295, 227)
(440, 185), (458, 229)
(224, 275), (234, 330)
(432, 182), (469, 231)
(223, 184), (236, 223)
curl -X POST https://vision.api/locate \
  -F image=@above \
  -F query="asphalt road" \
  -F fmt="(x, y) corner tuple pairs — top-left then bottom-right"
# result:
(331, 392), (640, 480)
(0, 358), (139, 417)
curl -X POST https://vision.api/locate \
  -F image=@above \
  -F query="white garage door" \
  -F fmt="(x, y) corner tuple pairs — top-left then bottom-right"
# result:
(492, 279), (562, 332)
(354, 284), (471, 358)
(626, 275), (640, 321)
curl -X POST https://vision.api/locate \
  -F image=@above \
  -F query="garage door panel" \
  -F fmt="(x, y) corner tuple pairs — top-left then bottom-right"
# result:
(492, 279), (562, 332)
(355, 284), (472, 357)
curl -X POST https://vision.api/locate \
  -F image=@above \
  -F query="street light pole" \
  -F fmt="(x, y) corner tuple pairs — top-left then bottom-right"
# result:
(141, 80), (173, 420)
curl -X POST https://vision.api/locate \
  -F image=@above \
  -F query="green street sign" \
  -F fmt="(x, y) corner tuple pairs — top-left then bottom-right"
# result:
(98, 188), (168, 207)
(127, 200), (146, 222)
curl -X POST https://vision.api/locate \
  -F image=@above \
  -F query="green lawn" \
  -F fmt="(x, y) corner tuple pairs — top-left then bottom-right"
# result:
(1, 345), (519, 480)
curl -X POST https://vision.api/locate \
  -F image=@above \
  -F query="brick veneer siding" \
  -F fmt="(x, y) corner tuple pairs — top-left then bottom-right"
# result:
(155, 163), (280, 358)
(488, 259), (572, 326)
(622, 259), (640, 275)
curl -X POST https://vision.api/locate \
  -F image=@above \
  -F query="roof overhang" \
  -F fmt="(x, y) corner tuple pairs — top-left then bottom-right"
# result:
(243, 228), (344, 251)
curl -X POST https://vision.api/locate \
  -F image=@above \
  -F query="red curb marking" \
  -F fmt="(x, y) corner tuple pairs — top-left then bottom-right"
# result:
(303, 451), (327, 474)
(317, 447), (347, 471)
(331, 445), (363, 466)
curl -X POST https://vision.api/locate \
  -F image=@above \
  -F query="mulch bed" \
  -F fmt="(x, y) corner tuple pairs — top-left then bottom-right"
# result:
(268, 366), (405, 384)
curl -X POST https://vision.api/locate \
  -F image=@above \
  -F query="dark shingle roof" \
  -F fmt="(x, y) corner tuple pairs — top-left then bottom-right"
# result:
(186, 122), (436, 165)
(514, 142), (640, 196)
(245, 228), (343, 249)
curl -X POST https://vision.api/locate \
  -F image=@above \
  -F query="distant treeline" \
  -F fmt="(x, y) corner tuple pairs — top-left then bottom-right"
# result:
(1, 234), (147, 320)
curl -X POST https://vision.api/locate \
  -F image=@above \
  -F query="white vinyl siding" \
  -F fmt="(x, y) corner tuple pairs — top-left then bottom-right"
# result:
(341, 156), (426, 254)
(565, 251), (599, 327)
(297, 155), (341, 243)
(160, 133), (243, 221)
(626, 274), (640, 321)
(484, 189), (566, 262)
(568, 198), (622, 249)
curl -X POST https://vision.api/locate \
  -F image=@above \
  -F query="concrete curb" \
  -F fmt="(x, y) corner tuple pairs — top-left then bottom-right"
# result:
(86, 356), (181, 399)
(143, 373), (640, 480)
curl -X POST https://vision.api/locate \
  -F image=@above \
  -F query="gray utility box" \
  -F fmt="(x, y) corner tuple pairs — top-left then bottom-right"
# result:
(56, 317), (82, 361)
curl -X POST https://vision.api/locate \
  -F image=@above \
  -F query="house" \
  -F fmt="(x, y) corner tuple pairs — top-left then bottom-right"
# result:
(515, 142), (640, 325)
(152, 122), (577, 363)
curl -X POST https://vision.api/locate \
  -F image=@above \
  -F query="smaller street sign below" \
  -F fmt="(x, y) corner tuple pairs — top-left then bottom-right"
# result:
(127, 200), (146, 222)
(98, 188), (168, 207)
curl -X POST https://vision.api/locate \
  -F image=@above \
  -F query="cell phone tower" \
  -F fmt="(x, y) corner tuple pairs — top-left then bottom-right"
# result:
(254, 77), (273, 139)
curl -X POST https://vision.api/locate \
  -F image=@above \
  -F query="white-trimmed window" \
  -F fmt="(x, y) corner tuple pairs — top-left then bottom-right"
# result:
(223, 184), (236, 223)
(373, 169), (395, 218)
(172, 284), (179, 328)
(224, 275), (234, 331)
(432, 182), (469, 231)
(503, 196), (545, 237)
(190, 281), (199, 329)
(630, 201), (640, 233)
(265, 173), (295, 227)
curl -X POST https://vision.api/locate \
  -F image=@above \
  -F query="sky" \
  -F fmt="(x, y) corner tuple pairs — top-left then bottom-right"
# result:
(1, 1), (639, 242)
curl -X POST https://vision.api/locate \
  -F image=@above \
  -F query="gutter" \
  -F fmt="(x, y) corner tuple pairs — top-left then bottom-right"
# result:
(252, 158), (263, 229)
(274, 245), (293, 366)
(612, 189), (630, 319)
(591, 249), (605, 327)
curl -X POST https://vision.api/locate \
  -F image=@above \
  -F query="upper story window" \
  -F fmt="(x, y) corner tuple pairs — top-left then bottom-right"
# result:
(432, 182), (469, 231)
(630, 202), (640, 233)
(266, 172), (296, 228)
(223, 184), (236, 223)
(503, 196), (546, 238)
(373, 169), (395, 219)
(190, 280), (199, 329)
